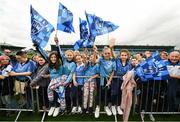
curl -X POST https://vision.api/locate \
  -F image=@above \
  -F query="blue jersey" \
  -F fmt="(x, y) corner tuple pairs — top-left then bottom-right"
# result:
(59, 47), (76, 83)
(13, 59), (36, 80)
(84, 62), (99, 83)
(75, 63), (85, 85)
(99, 57), (116, 85)
(115, 58), (132, 80)
(49, 65), (64, 80)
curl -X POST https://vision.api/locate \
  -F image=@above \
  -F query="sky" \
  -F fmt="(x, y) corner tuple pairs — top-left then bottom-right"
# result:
(0, 0), (180, 50)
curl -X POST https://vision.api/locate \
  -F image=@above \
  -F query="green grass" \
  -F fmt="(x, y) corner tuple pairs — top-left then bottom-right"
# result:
(0, 111), (180, 121)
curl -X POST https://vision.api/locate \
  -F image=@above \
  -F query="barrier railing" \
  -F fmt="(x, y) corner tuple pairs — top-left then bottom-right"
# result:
(2, 75), (180, 122)
(0, 76), (35, 122)
(35, 76), (125, 122)
(133, 79), (180, 121)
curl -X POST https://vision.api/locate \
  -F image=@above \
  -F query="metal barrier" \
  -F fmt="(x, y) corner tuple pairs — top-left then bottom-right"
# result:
(0, 73), (180, 121)
(35, 86), (49, 122)
(0, 76), (35, 122)
(3, 75), (178, 121)
(35, 76), (124, 122)
(133, 78), (180, 121)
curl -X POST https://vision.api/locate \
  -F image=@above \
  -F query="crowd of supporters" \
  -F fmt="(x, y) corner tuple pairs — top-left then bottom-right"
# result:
(0, 38), (180, 121)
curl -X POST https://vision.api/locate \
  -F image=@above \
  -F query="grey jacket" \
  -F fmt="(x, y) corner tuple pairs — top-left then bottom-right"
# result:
(31, 63), (50, 87)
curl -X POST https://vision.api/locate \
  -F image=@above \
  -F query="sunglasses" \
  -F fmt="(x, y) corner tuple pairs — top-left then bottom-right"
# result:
(105, 53), (110, 55)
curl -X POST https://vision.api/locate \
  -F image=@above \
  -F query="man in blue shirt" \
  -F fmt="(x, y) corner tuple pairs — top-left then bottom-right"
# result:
(9, 51), (36, 108)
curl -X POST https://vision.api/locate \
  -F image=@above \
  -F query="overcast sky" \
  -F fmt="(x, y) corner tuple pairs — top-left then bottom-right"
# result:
(0, 0), (180, 50)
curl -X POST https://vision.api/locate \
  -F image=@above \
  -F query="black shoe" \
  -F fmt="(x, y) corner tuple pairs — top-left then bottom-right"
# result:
(66, 109), (71, 115)
(82, 108), (87, 114)
(88, 107), (93, 115)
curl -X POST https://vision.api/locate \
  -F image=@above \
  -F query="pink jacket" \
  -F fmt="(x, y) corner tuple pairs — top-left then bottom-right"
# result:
(121, 70), (136, 122)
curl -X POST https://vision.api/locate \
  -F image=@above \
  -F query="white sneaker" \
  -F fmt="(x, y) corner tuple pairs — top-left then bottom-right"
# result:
(117, 106), (123, 115)
(111, 106), (117, 115)
(95, 106), (100, 118)
(104, 106), (112, 116)
(149, 114), (155, 122)
(48, 107), (55, 116)
(78, 106), (82, 113)
(71, 106), (77, 113)
(53, 107), (60, 117)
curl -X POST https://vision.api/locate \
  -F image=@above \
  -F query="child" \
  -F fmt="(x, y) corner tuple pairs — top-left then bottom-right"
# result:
(94, 46), (116, 118)
(54, 36), (76, 114)
(113, 49), (132, 115)
(71, 54), (85, 114)
(47, 52), (66, 117)
(30, 55), (50, 110)
(83, 49), (99, 115)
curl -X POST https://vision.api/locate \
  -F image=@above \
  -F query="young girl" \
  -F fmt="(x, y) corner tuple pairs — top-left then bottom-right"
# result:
(71, 54), (85, 114)
(113, 49), (132, 115)
(47, 52), (66, 117)
(54, 36), (76, 114)
(95, 46), (116, 118)
(83, 49), (99, 115)
(30, 55), (50, 110)
(35, 42), (66, 117)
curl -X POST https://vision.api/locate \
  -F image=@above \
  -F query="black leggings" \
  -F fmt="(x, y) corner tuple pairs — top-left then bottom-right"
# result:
(95, 78), (111, 106)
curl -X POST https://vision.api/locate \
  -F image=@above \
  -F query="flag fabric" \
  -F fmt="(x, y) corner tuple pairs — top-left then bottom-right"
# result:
(57, 3), (74, 33)
(30, 5), (54, 48)
(79, 18), (89, 40)
(85, 11), (119, 37)
(74, 39), (84, 50)
(135, 52), (170, 81)
(73, 18), (95, 50)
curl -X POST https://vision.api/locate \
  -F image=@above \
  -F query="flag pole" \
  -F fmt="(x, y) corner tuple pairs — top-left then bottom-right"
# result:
(55, 30), (58, 37)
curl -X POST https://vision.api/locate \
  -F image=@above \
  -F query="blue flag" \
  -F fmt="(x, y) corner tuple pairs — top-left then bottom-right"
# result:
(85, 11), (119, 37)
(79, 18), (89, 40)
(135, 52), (170, 81)
(57, 3), (74, 33)
(30, 5), (54, 48)
(74, 18), (95, 50)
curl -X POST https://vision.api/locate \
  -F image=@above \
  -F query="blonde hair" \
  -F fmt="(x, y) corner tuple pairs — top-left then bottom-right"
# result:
(65, 50), (74, 56)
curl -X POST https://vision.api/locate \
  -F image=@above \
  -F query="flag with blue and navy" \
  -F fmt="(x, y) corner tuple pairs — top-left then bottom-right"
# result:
(57, 2), (74, 33)
(74, 18), (94, 50)
(79, 18), (89, 40)
(85, 11), (119, 37)
(30, 5), (54, 48)
(135, 52), (170, 81)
